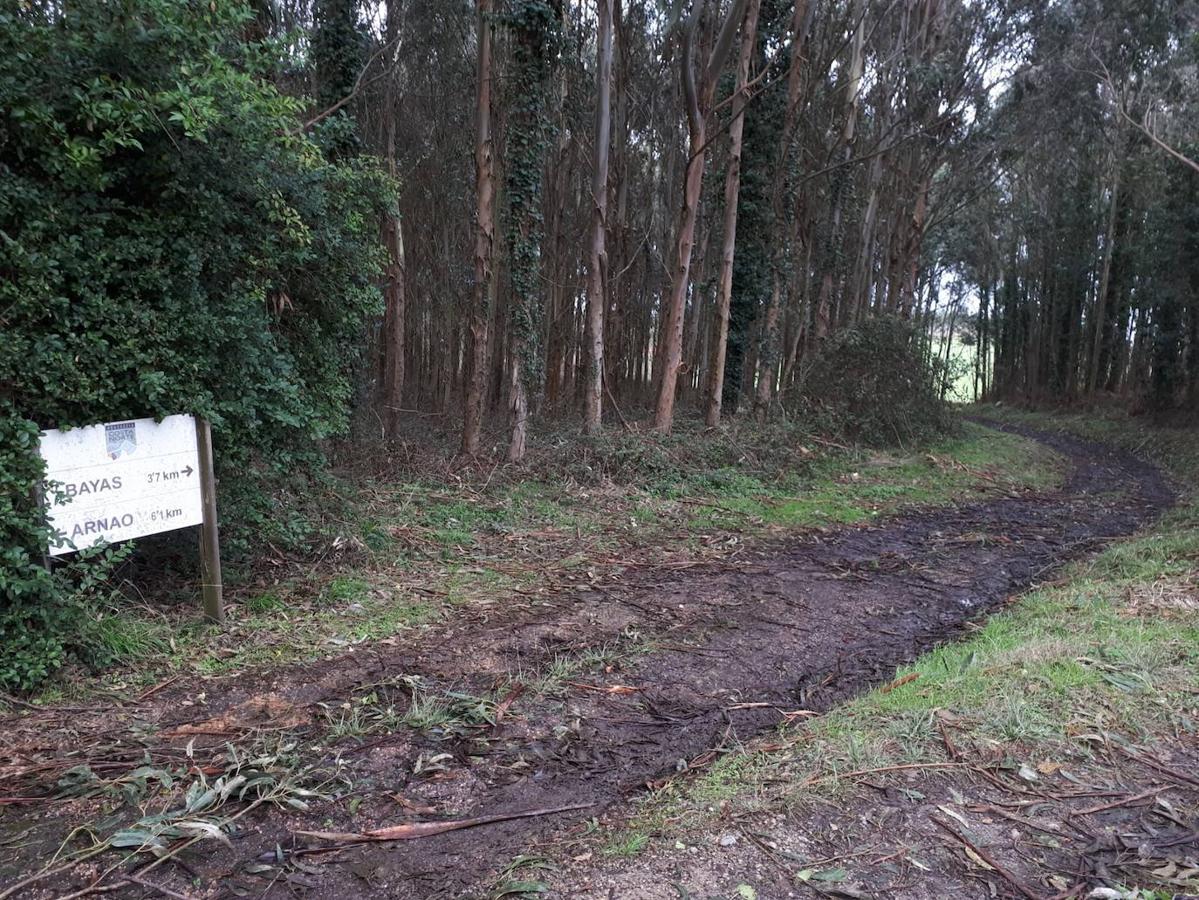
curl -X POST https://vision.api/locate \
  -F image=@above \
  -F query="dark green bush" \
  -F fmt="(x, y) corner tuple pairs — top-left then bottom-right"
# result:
(0, 1), (392, 688)
(798, 317), (958, 446)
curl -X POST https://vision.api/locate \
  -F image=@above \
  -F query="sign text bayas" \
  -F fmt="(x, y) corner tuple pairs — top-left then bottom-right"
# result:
(39, 415), (203, 555)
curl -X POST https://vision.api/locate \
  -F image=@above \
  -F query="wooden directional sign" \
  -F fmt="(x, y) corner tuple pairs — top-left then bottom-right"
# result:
(39, 413), (224, 623)
(39, 415), (204, 555)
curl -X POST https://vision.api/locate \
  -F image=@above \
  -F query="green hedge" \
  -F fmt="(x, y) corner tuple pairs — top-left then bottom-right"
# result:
(0, 1), (392, 689)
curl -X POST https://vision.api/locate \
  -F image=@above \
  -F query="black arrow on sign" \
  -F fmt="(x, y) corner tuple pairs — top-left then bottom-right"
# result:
(182, 465), (194, 477)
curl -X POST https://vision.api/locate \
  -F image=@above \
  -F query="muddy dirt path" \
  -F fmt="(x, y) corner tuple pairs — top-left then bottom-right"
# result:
(0, 425), (1175, 899)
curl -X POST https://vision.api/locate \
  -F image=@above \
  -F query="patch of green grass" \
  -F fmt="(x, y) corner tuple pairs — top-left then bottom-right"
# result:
(442, 565), (522, 605)
(491, 855), (555, 899)
(390, 680), (500, 735)
(246, 591), (286, 614)
(85, 607), (172, 664)
(316, 676), (503, 741)
(359, 518), (394, 553)
(322, 576), (370, 605)
(347, 598), (435, 641)
(685, 422), (1064, 532)
(522, 645), (626, 697)
(420, 499), (514, 548)
(602, 830), (649, 857)
(684, 752), (770, 807)
(321, 693), (402, 740)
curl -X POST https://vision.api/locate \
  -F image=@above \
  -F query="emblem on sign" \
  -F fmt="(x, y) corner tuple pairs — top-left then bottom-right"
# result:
(105, 421), (137, 459)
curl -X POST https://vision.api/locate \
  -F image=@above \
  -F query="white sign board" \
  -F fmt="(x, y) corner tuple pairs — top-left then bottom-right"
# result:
(39, 415), (204, 556)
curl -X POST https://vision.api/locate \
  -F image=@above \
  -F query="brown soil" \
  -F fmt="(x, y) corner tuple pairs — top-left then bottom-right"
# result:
(558, 747), (1199, 899)
(0, 424), (1180, 899)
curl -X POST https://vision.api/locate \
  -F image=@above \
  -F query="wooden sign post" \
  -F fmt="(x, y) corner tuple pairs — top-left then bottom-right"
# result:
(38, 414), (225, 624)
(195, 418), (224, 624)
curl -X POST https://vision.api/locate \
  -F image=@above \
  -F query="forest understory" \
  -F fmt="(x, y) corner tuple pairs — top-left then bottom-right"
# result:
(2, 410), (1196, 900)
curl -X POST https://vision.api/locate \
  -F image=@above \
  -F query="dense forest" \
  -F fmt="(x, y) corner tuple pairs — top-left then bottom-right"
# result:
(1, 0), (1197, 688)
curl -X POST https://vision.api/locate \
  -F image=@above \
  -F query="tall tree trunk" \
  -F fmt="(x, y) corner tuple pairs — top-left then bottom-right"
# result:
(504, 0), (559, 462)
(654, 116), (705, 431)
(705, 0), (760, 427)
(380, 0), (406, 440)
(754, 0), (809, 421)
(583, 0), (614, 434)
(653, 0), (748, 432)
(813, 0), (865, 340)
(1087, 150), (1122, 395)
(684, 223), (712, 396)
(461, 0), (496, 456)
(542, 68), (573, 411)
(381, 213), (406, 434)
(753, 271), (782, 418)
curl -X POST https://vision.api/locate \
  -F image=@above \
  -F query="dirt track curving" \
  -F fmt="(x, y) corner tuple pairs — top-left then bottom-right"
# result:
(0, 424), (1175, 898)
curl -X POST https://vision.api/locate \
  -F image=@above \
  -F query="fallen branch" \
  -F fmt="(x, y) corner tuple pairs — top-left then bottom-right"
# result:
(566, 682), (639, 695)
(121, 873), (198, 900)
(931, 816), (1045, 900)
(135, 676), (181, 704)
(492, 684), (525, 724)
(1073, 786), (1166, 816)
(880, 672), (920, 693)
(938, 721), (960, 760)
(1114, 746), (1199, 789)
(296, 801), (594, 844)
(802, 760), (971, 787)
(972, 804), (1069, 840)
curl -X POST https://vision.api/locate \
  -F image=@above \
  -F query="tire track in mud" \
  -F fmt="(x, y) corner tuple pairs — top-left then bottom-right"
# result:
(0, 425), (1175, 898)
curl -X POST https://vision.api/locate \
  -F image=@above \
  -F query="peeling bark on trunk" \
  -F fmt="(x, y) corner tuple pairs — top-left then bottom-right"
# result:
(461, 0), (496, 457)
(583, 0), (614, 435)
(380, 0), (406, 441)
(653, 0), (748, 433)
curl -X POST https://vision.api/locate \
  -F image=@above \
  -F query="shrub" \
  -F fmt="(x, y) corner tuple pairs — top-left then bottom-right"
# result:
(0, 1), (392, 688)
(797, 316), (958, 446)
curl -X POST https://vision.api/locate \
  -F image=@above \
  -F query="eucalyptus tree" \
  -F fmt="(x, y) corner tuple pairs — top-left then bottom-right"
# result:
(501, 0), (563, 461)
(652, 0), (749, 432)
(965, 0), (1199, 411)
(462, 0), (498, 457)
(582, 0), (615, 434)
(705, 0), (762, 426)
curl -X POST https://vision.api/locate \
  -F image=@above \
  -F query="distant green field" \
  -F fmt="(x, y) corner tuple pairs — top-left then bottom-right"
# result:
(934, 329), (985, 403)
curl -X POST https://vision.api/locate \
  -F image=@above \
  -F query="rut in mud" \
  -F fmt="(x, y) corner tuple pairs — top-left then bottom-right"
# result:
(0, 425), (1175, 898)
